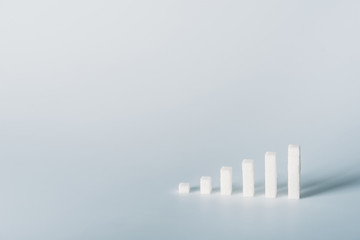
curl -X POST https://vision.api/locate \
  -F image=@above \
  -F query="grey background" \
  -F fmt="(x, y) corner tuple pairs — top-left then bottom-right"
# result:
(1, 0), (360, 239)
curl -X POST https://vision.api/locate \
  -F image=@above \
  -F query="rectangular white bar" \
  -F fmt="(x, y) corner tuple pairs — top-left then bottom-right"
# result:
(178, 182), (190, 194)
(242, 159), (254, 197)
(265, 152), (277, 198)
(200, 176), (212, 194)
(220, 167), (232, 195)
(288, 144), (301, 199)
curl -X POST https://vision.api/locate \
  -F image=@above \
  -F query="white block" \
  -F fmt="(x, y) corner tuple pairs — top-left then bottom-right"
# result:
(200, 176), (212, 194)
(265, 152), (277, 198)
(288, 144), (301, 199)
(178, 182), (190, 194)
(242, 159), (254, 197)
(220, 167), (232, 195)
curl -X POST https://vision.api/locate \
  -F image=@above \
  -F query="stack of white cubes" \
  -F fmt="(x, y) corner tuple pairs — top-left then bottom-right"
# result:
(242, 159), (255, 197)
(220, 167), (232, 195)
(200, 176), (212, 194)
(288, 145), (301, 199)
(265, 152), (277, 198)
(178, 144), (301, 199)
(178, 182), (190, 194)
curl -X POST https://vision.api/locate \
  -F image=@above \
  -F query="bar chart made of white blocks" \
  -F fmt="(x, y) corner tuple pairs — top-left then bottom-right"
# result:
(178, 144), (301, 200)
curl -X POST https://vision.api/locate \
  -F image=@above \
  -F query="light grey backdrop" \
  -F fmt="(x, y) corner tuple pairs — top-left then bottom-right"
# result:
(1, 1), (360, 239)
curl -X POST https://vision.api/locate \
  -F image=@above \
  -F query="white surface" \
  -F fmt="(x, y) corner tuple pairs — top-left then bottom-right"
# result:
(242, 159), (255, 197)
(220, 167), (232, 195)
(178, 183), (190, 194)
(288, 145), (301, 199)
(200, 176), (212, 194)
(265, 152), (277, 198)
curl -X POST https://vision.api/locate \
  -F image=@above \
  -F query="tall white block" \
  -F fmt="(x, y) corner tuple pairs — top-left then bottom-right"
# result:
(178, 182), (190, 194)
(242, 159), (254, 197)
(265, 152), (277, 198)
(200, 176), (212, 194)
(288, 144), (301, 199)
(220, 167), (232, 195)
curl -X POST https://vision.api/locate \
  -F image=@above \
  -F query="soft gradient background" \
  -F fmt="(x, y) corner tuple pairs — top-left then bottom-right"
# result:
(1, 1), (360, 239)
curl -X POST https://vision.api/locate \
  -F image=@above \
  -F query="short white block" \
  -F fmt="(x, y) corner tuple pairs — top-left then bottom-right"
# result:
(200, 176), (212, 194)
(242, 159), (254, 197)
(178, 182), (190, 194)
(220, 167), (232, 195)
(288, 144), (301, 199)
(265, 152), (277, 198)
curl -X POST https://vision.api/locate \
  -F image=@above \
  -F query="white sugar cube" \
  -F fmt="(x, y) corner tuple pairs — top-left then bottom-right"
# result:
(200, 176), (212, 194)
(178, 182), (190, 194)
(220, 167), (232, 195)
(242, 159), (254, 197)
(265, 152), (277, 198)
(288, 144), (301, 199)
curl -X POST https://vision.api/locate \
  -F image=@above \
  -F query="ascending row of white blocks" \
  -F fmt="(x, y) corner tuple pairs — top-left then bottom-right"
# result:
(178, 144), (301, 199)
